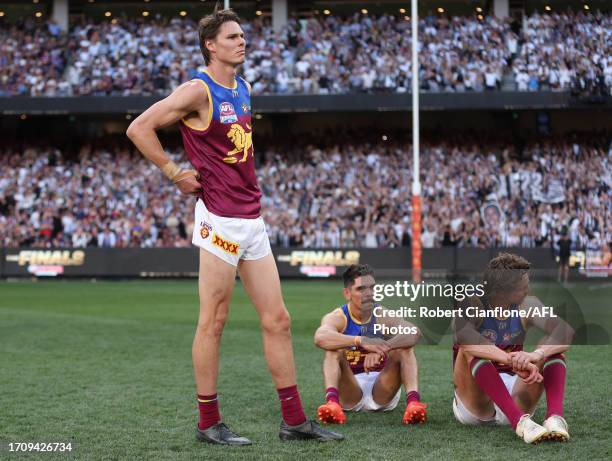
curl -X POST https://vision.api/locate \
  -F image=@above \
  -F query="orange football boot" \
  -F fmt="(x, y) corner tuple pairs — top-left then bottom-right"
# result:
(402, 401), (427, 424)
(317, 401), (346, 425)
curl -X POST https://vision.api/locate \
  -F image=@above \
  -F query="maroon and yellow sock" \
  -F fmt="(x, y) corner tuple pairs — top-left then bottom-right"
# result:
(543, 354), (567, 418)
(277, 384), (307, 426)
(325, 387), (340, 404)
(197, 393), (220, 431)
(406, 390), (421, 405)
(470, 358), (523, 429)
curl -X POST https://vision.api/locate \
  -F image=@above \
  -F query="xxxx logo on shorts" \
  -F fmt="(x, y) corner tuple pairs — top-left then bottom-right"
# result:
(200, 221), (212, 239)
(212, 233), (240, 255)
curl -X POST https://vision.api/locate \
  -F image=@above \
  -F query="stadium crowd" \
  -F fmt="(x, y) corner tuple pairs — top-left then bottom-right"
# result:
(0, 19), (70, 96)
(243, 13), (513, 93)
(512, 11), (612, 94)
(0, 11), (610, 96)
(0, 135), (609, 251)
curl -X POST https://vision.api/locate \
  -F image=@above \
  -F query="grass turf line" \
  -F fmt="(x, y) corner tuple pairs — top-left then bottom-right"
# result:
(0, 280), (610, 460)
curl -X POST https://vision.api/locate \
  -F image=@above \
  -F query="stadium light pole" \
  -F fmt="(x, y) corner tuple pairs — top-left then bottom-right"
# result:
(411, 0), (422, 282)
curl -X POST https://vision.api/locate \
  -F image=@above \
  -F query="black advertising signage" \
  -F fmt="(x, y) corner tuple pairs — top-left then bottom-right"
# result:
(1, 247), (559, 279)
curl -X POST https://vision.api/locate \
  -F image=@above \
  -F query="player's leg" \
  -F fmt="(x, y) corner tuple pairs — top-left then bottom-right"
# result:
(454, 347), (547, 443)
(193, 249), (251, 445)
(323, 350), (363, 407)
(317, 350), (362, 423)
(511, 373), (544, 416)
(239, 254), (297, 389)
(193, 249), (236, 395)
(371, 348), (427, 423)
(537, 354), (569, 441)
(239, 254), (343, 441)
(453, 347), (496, 421)
(509, 354), (569, 441)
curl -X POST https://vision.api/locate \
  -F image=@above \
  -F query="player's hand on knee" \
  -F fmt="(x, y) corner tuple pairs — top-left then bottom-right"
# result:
(516, 362), (543, 385)
(364, 353), (384, 373)
(509, 351), (536, 371)
(361, 337), (390, 355)
(174, 170), (202, 195)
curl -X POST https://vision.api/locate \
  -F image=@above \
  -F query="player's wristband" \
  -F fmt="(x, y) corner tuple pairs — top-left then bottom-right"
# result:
(161, 160), (198, 184)
(160, 160), (182, 181)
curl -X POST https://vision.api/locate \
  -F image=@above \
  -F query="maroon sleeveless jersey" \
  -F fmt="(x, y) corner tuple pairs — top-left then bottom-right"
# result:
(453, 299), (525, 375)
(179, 70), (262, 218)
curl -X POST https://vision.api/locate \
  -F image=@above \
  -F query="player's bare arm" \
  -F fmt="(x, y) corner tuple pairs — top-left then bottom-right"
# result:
(509, 295), (574, 371)
(126, 81), (207, 195)
(314, 311), (390, 354)
(375, 308), (421, 349)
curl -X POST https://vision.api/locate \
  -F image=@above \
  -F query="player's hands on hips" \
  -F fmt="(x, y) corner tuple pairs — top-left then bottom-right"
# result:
(363, 352), (385, 373)
(175, 170), (202, 196)
(509, 350), (540, 371)
(515, 362), (543, 385)
(360, 337), (391, 355)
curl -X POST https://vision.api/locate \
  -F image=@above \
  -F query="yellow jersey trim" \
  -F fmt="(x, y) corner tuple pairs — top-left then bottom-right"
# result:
(347, 302), (371, 325)
(203, 69), (237, 90)
(333, 307), (347, 333)
(181, 79), (213, 132)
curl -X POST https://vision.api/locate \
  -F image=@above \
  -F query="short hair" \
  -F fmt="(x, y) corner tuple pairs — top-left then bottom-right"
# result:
(342, 264), (374, 288)
(483, 253), (531, 295)
(198, 8), (241, 65)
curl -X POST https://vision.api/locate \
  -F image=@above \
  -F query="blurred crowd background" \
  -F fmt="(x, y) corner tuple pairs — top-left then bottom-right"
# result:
(1, 11), (610, 97)
(1, 133), (609, 251)
(0, 7), (610, 256)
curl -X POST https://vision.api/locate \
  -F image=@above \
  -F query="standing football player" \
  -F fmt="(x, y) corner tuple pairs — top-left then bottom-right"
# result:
(127, 9), (343, 445)
(453, 253), (573, 443)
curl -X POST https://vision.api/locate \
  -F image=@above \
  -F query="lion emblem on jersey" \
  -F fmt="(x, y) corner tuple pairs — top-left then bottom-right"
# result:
(223, 123), (253, 164)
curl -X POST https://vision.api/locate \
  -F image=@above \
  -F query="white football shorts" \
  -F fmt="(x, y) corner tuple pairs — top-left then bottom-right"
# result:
(192, 199), (271, 267)
(343, 372), (401, 412)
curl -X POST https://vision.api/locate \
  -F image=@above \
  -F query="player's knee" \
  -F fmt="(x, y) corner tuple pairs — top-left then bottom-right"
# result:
(456, 346), (474, 363)
(212, 313), (228, 336)
(389, 347), (414, 360)
(323, 349), (343, 362)
(260, 308), (291, 336)
(196, 313), (227, 339)
(202, 285), (231, 305)
(386, 347), (414, 367)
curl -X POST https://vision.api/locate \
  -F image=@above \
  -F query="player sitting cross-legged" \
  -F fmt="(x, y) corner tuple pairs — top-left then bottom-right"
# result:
(453, 253), (574, 444)
(314, 264), (427, 425)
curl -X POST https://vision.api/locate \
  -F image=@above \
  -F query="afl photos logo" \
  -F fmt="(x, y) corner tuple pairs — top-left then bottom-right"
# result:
(219, 102), (238, 124)
(200, 221), (212, 239)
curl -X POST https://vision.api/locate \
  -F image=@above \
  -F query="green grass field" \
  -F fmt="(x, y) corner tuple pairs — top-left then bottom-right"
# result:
(1, 280), (610, 460)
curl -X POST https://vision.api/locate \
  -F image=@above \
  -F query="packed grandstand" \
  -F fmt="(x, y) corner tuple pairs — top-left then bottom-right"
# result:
(1, 134), (609, 250)
(0, 5), (609, 254)
(0, 11), (610, 97)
